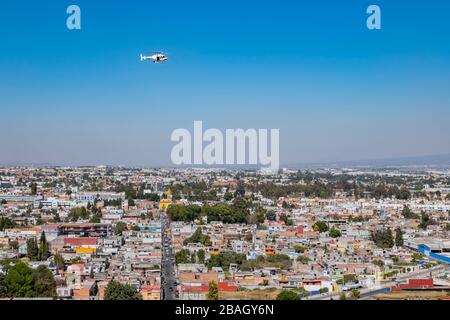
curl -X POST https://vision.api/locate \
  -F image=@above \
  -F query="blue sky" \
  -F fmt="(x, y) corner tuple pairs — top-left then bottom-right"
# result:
(1, 0), (449, 166)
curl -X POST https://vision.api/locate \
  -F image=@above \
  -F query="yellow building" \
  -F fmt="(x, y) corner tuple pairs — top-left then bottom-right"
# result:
(159, 189), (173, 211)
(265, 246), (276, 255)
(76, 247), (96, 254)
(141, 286), (161, 300)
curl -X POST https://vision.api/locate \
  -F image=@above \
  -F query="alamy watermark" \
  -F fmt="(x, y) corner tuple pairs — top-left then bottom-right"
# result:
(171, 121), (280, 171)
(65, 5), (381, 31)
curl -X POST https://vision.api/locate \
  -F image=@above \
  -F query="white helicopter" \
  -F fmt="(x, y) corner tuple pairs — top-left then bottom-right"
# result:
(140, 52), (168, 63)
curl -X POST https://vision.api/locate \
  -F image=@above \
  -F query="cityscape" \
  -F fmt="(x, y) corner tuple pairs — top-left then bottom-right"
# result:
(1, 165), (450, 300)
(1, 1), (450, 309)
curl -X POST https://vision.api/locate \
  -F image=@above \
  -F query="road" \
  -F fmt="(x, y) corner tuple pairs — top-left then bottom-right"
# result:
(306, 265), (448, 300)
(161, 212), (177, 300)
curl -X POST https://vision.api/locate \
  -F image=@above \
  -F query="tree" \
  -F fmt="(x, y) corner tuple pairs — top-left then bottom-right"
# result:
(224, 192), (233, 201)
(411, 252), (424, 261)
(297, 255), (310, 264)
(53, 253), (65, 270)
(197, 249), (206, 264)
(113, 221), (128, 235)
(276, 290), (299, 300)
(401, 205), (419, 219)
(207, 252), (248, 270)
(372, 259), (385, 268)
(297, 287), (310, 298)
(266, 211), (276, 221)
(293, 245), (306, 253)
(183, 228), (212, 246)
(27, 237), (39, 261)
(206, 281), (219, 300)
(1, 260), (56, 298)
(175, 249), (191, 265)
(329, 227), (341, 238)
(38, 232), (49, 261)
(9, 240), (19, 251)
(235, 180), (246, 198)
(350, 289), (360, 300)
(339, 293), (346, 300)
(104, 280), (142, 300)
(0, 217), (15, 231)
(312, 221), (328, 233)
(395, 227), (404, 247)
(319, 287), (329, 294)
(30, 183), (37, 195)
(371, 228), (394, 249)
(4, 262), (34, 297)
(68, 207), (90, 222)
(90, 214), (101, 223)
(418, 212), (434, 230)
(0, 274), (7, 298)
(32, 265), (56, 298)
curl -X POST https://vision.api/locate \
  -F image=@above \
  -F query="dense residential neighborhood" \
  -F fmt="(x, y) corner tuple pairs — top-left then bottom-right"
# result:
(1, 166), (450, 300)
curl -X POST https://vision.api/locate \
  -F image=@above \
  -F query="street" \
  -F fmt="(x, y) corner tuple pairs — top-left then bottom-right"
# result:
(161, 212), (177, 300)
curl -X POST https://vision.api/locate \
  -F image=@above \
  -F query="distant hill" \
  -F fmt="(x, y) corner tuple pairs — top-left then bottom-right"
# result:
(287, 154), (450, 169)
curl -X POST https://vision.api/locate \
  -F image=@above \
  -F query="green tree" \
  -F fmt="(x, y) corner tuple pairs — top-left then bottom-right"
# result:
(9, 240), (19, 251)
(90, 214), (101, 223)
(339, 293), (346, 300)
(319, 287), (329, 294)
(38, 232), (49, 261)
(68, 207), (90, 222)
(32, 265), (56, 298)
(372, 259), (385, 268)
(197, 249), (206, 264)
(30, 183), (37, 195)
(183, 228), (212, 246)
(0, 274), (7, 298)
(418, 212), (434, 230)
(350, 289), (360, 300)
(206, 281), (219, 300)
(276, 290), (299, 300)
(329, 227), (341, 238)
(207, 252), (247, 270)
(411, 252), (424, 261)
(395, 227), (404, 247)
(113, 221), (128, 235)
(401, 205), (419, 219)
(53, 253), (65, 270)
(27, 237), (39, 261)
(224, 192), (233, 201)
(266, 211), (276, 221)
(104, 280), (142, 300)
(4, 262), (35, 297)
(297, 255), (310, 264)
(312, 221), (329, 233)
(371, 228), (394, 249)
(127, 197), (135, 207)
(235, 180), (246, 198)
(293, 245), (306, 253)
(175, 249), (191, 264)
(0, 217), (15, 231)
